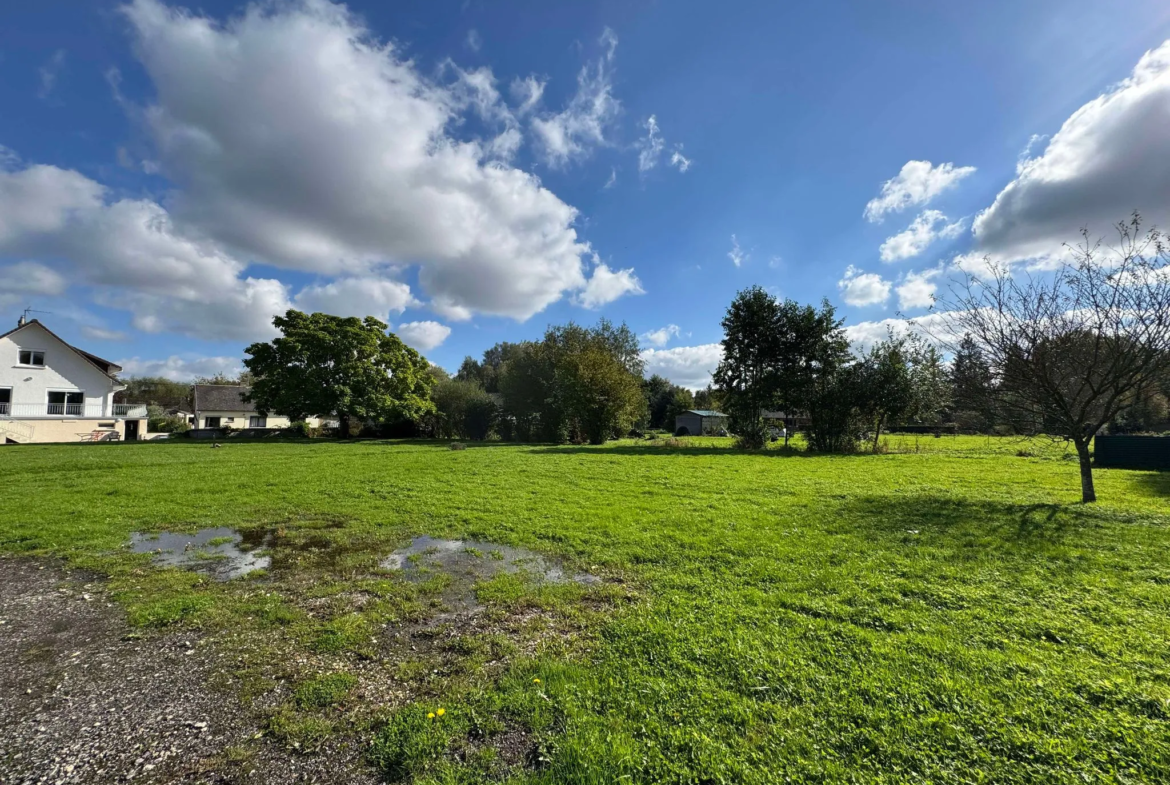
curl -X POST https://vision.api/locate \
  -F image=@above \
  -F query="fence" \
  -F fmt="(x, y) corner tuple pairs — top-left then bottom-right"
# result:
(1094, 435), (1170, 470)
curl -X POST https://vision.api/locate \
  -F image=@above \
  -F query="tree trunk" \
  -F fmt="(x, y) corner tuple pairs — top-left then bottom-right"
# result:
(339, 413), (351, 439)
(1076, 439), (1096, 503)
(872, 415), (884, 453)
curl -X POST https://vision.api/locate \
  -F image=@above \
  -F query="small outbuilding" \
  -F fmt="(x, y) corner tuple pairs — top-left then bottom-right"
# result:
(674, 409), (728, 436)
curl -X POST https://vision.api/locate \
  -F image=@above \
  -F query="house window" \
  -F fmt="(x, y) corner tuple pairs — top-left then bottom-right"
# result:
(204, 416), (222, 428)
(18, 350), (45, 367)
(47, 391), (84, 416)
(0, 388), (10, 416)
(249, 416), (267, 428)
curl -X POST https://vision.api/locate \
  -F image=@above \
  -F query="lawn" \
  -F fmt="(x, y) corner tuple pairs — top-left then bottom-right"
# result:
(2, 435), (1169, 783)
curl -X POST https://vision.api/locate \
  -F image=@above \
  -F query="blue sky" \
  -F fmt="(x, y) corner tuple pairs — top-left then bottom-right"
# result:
(3, 0), (1170, 387)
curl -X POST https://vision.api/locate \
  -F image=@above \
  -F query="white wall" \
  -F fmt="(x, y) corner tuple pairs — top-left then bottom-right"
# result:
(0, 323), (119, 416)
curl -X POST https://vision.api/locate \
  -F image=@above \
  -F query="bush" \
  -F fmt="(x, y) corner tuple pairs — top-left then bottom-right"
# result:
(450, 442), (467, 451)
(674, 426), (690, 437)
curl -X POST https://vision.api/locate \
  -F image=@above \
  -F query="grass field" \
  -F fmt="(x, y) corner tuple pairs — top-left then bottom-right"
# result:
(2, 435), (1169, 783)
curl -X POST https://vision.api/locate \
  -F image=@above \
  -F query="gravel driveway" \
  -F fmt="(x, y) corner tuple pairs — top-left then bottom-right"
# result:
(0, 558), (379, 785)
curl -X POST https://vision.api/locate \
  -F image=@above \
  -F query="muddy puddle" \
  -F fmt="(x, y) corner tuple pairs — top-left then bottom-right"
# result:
(381, 535), (599, 610)
(129, 527), (270, 581)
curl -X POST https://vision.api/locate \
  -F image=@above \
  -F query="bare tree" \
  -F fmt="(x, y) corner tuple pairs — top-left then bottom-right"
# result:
(937, 215), (1170, 503)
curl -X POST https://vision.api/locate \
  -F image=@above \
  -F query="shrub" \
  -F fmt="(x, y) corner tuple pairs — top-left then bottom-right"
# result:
(450, 442), (467, 451)
(674, 426), (690, 437)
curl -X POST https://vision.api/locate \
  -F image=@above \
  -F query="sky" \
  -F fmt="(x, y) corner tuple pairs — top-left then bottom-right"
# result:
(3, 0), (1170, 389)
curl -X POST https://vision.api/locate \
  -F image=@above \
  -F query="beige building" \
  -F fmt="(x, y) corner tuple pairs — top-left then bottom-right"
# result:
(0, 318), (147, 444)
(192, 384), (294, 430)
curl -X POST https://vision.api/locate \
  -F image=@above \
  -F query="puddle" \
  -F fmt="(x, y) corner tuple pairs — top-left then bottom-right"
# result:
(380, 536), (598, 611)
(129, 527), (270, 581)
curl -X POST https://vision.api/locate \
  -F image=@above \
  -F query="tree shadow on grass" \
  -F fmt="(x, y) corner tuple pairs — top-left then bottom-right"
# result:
(838, 495), (1098, 549)
(522, 444), (837, 459)
(1132, 471), (1170, 498)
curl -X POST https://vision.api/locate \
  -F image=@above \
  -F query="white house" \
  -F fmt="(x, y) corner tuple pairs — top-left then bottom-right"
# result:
(0, 317), (147, 444)
(192, 384), (294, 430)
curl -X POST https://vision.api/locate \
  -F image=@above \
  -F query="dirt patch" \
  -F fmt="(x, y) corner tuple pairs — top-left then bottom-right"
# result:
(0, 557), (378, 785)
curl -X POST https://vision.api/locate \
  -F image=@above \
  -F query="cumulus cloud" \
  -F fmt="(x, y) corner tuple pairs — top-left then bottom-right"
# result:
(294, 278), (417, 322)
(895, 267), (942, 310)
(843, 311), (961, 353)
(0, 155), (292, 341)
(640, 343), (722, 390)
(0, 261), (67, 296)
(864, 160), (976, 223)
(394, 320), (452, 352)
(879, 209), (966, 262)
(838, 265), (891, 307)
(575, 259), (644, 309)
(728, 234), (746, 267)
(973, 39), (1170, 264)
(116, 354), (244, 381)
(640, 324), (680, 348)
(120, 0), (602, 321)
(530, 28), (621, 167)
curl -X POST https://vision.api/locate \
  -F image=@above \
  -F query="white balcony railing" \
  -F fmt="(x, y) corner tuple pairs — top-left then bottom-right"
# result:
(2, 403), (148, 419)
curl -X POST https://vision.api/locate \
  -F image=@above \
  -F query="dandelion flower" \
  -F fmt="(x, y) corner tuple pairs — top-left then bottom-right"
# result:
(533, 678), (541, 684)
(436, 708), (446, 717)
(427, 712), (435, 719)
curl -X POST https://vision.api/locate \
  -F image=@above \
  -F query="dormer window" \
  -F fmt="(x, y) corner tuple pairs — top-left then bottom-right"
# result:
(18, 350), (45, 367)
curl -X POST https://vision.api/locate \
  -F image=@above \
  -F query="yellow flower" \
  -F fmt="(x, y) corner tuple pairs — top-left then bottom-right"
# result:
(533, 678), (541, 684)
(427, 712), (435, 719)
(436, 708), (446, 717)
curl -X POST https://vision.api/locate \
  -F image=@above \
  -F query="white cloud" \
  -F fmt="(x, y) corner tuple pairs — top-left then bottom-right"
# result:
(510, 75), (546, 115)
(604, 167), (617, 189)
(637, 115), (665, 172)
(640, 324), (680, 348)
(38, 49), (66, 101)
(838, 265), (891, 307)
(119, 0), (600, 321)
(81, 326), (131, 341)
(895, 267), (942, 310)
(728, 234), (746, 267)
(640, 343), (722, 390)
(575, 259), (644, 309)
(1016, 133), (1049, 175)
(465, 29), (481, 52)
(879, 209), (966, 262)
(395, 320), (452, 352)
(0, 261), (67, 296)
(530, 28), (621, 167)
(863, 160), (976, 223)
(294, 278), (417, 322)
(0, 156), (292, 341)
(973, 39), (1170, 264)
(843, 311), (960, 353)
(669, 146), (692, 173)
(116, 354), (243, 382)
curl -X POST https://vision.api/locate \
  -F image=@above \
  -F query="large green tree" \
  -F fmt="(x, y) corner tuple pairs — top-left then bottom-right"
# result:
(244, 311), (434, 437)
(544, 320), (645, 444)
(714, 287), (784, 447)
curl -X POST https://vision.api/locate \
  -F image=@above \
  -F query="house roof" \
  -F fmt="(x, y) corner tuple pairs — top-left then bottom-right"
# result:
(0, 319), (123, 380)
(193, 384), (256, 413)
(686, 410), (727, 417)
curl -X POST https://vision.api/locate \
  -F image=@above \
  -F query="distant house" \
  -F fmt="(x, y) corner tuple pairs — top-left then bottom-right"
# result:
(192, 384), (293, 430)
(674, 409), (728, 436)
(0, 317), (148, 444)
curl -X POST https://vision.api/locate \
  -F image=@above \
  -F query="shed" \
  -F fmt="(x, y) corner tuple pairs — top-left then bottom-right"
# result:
(674, 409), (728, 436)
(1094, 435), (1170, 470)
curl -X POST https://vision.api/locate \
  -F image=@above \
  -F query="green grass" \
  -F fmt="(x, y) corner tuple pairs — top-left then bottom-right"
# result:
(2, 436), (1170, 783)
